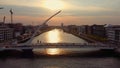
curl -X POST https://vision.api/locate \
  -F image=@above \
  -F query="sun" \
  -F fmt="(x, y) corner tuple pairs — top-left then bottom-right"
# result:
(43, 0), (64, 10)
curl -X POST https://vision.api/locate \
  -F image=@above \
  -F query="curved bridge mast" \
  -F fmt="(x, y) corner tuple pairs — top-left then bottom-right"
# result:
(22, 10), (61, 45)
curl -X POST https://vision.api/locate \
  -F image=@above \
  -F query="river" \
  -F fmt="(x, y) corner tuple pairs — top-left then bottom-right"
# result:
(0, 29), (120, 68)
(31, 29), (88, 44)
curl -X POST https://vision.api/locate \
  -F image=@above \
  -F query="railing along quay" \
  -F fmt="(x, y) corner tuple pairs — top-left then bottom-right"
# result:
(0, 43), (119, 50)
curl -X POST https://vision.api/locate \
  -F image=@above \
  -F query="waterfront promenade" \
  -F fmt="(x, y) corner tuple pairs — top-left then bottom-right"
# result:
(63, 29), (99, 43)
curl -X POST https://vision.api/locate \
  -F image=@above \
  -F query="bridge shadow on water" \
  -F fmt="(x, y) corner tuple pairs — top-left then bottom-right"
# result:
(0, 50), (120, 59)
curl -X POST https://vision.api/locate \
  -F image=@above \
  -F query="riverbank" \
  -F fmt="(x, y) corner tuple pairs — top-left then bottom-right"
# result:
(63, 30), (95, 43)
(18, 27), (55, 44)
(63, 29), (108, 44)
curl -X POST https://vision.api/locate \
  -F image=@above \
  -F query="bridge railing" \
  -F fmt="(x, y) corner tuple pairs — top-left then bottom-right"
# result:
(31, 43), (105, 46)
(0, 43), (119, 49)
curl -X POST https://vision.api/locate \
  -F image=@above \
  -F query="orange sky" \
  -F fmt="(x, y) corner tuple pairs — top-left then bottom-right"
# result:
(0, 0), (120, 25)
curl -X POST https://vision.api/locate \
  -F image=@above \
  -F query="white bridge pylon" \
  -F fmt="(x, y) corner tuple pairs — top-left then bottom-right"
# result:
(19, 10), (62, 45)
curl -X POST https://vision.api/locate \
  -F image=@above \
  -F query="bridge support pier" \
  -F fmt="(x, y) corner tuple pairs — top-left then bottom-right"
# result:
(22, 48), (34, 58)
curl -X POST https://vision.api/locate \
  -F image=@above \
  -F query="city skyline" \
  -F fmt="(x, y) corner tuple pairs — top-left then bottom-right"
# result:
(0, 0), (120, 25)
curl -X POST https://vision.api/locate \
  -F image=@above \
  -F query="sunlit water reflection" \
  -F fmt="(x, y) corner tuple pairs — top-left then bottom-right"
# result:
(45, 48), (61, 55)
(31, 29), (96, 55)
(31, 29), (87, 44)
(31, 29), (88, 55)
(47, 29), (61, 43)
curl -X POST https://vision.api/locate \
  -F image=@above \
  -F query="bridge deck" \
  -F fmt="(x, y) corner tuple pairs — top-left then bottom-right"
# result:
(0, 43), (119, 50)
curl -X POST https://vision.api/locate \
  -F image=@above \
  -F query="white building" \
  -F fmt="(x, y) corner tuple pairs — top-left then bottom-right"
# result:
(0, 22), (13, 42)
(105, 25), (120, 44)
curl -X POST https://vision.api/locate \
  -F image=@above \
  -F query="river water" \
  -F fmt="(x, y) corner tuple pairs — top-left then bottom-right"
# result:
(31, 29), (87, 44)
(0, 29), (120, 68)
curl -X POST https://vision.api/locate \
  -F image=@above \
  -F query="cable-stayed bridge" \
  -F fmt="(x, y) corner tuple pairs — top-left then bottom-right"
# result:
(0, 10), (119, 51)
(23, 10), (61, 45)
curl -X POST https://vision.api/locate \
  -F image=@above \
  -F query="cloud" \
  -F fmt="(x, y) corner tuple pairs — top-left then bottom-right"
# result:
(0, 5), (51, 16)
(0, 0), (41, 7)
(66, 3), (112, 12)
(79, 6), (111, 11)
